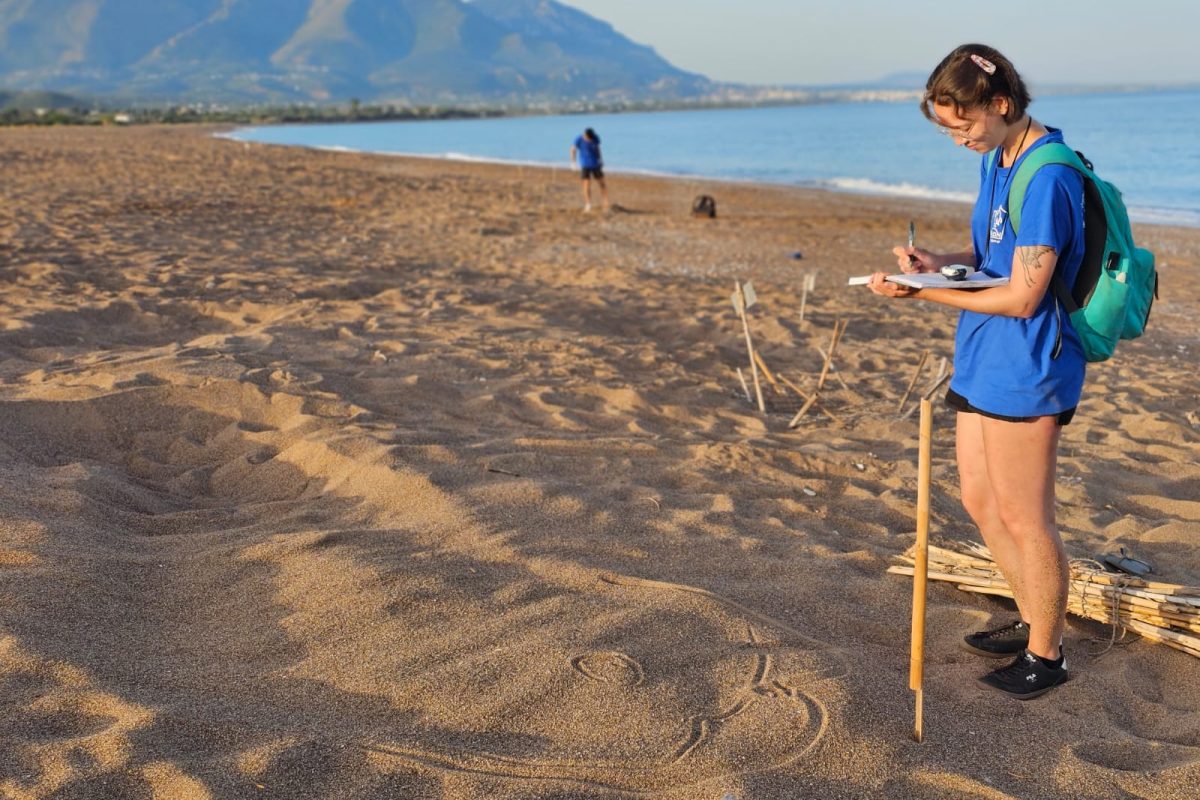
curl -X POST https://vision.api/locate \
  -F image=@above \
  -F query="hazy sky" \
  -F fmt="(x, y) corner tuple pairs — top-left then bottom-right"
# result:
(561, 1), (1199, 87)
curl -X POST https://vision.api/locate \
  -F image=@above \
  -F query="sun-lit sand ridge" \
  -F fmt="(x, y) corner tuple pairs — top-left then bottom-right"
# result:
(1, 125), (1198, 799)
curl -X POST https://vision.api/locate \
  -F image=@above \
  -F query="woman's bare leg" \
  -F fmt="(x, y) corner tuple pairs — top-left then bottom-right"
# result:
(977, 414), (1067, 659)
(956, 411), (1032, 624)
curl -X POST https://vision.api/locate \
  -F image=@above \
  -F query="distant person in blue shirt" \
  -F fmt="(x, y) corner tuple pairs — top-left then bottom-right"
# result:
(867, 44), (1086, 701)
(570, 128), (610, 212)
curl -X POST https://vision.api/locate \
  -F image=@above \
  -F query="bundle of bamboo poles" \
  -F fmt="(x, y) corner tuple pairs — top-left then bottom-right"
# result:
(888, 542), (1200, 659)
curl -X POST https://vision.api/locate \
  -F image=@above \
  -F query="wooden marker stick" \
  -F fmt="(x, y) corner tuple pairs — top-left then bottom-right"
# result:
(902, 357), (950, 421)
(788, 320), (842, 428)
(779, 373), (841, 424)
(735, 280), (766, 412)
(922, 370), (952, 400)
(815, 345), (853, 395)
(753, 350), (781, 392)
(910, 398), (933, 743)
(798, 273), (815, 324)
(898, 350), (930, 414)
(814, 319), (844, 393)
(736, 367), (753, 404)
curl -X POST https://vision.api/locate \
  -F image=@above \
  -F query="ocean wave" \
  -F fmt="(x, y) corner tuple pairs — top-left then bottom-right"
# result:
(425, 151), (561, 170)
(390, 151), (698, 180)
(820, 177), (975, 204)
(1127, 205), (1200, 228)
(824, 177), (1199, 228)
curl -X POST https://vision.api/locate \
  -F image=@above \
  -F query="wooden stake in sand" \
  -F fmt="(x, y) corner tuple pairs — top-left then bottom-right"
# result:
(798, 272), (816, 324)
(897, 349), (930, 415)
(735, 367), (753, 404)
(925, 357), (950, 398)
(779, 372), (842, 424)
(788, 318), (846, 428)
(752, 350), (782, 393)
(902, 356), (950, 421)
(815, 343), (854, 395)
(816, 319), (846, 394)
(909, 397), (933, 743)
(732, 280), (766, 412)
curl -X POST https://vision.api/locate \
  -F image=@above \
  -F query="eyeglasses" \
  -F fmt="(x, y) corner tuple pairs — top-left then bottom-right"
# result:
(936, 116), (987, 143)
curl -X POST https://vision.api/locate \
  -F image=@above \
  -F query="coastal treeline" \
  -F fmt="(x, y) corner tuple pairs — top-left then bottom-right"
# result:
(0, 89), (884, 128)
(0, 101), (507, 127)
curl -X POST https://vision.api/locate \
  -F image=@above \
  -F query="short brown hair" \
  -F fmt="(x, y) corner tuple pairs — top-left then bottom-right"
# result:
(921, 44), (1031, 125)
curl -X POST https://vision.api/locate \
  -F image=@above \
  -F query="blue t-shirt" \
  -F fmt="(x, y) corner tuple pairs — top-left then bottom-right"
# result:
(951, 128), (1087, 417)
(574, 135), (602, 169)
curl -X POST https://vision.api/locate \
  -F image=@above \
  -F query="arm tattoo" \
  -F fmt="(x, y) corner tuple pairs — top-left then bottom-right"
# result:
(1017, 245), (1056, 288)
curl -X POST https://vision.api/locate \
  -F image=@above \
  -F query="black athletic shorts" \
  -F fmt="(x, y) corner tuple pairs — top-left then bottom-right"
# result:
(945, 387), (1076, 426)
(580, 166), (604, 180)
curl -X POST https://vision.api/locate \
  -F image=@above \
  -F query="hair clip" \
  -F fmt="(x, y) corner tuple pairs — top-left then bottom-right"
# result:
(970, 54), (997, 75)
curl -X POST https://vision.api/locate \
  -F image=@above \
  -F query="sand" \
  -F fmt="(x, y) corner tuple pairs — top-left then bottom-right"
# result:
(0, 124), (1198, 799)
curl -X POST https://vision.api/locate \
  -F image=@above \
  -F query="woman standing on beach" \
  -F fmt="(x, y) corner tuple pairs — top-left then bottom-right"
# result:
(867, 44), (1085, 699)
(570, 127), (610, 212)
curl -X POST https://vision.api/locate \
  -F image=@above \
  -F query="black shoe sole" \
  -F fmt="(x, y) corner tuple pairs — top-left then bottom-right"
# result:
(960, 640), (1026, 659)
(978, 673), (1069, 700)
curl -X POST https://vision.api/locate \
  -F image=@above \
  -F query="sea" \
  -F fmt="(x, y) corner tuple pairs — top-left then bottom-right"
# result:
(226, 89), (1200, 227)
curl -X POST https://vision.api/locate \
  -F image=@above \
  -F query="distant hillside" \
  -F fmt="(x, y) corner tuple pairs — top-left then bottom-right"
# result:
(0, 0), (713, 104)
(0, 89), (90, 110)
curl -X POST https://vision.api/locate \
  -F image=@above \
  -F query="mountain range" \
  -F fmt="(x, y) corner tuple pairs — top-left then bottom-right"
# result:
(0, 0), (714, 104)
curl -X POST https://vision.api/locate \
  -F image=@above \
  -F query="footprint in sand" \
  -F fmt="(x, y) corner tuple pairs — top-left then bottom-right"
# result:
(1071, 654), (1200, 773)
(1072, 737), (1200, 773)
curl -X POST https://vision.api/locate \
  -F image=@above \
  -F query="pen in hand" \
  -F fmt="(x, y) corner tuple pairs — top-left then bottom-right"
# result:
(907, 220), (918, 270)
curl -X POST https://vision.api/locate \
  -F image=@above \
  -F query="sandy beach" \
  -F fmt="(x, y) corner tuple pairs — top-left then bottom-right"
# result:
(1, 124), (1198, 799)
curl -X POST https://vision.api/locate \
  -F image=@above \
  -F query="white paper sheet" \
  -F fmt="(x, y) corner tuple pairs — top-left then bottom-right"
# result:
(847, 270), (1009, 289)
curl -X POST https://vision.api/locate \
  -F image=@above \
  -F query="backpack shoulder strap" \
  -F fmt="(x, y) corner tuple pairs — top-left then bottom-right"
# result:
(1008, 142), (1084, 234)
(1005, 142), (1090, 359)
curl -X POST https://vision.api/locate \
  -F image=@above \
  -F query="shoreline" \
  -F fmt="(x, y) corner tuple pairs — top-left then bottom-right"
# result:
(218, 124), (1200, 230)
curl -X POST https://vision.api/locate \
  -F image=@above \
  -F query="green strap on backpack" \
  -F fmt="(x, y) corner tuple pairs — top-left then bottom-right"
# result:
(998, 142), (1157, 362)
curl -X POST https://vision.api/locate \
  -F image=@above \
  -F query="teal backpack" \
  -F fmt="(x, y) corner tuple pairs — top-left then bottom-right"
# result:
(1002, 143), (1157, 363)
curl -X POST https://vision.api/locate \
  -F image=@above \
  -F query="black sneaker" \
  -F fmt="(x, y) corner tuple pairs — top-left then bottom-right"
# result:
(979, 650), (1069, 700)
(962, 620), (1029, 658)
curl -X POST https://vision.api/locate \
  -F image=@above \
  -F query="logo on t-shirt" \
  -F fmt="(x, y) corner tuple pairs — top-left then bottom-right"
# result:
(990, 205), (1007, 244)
